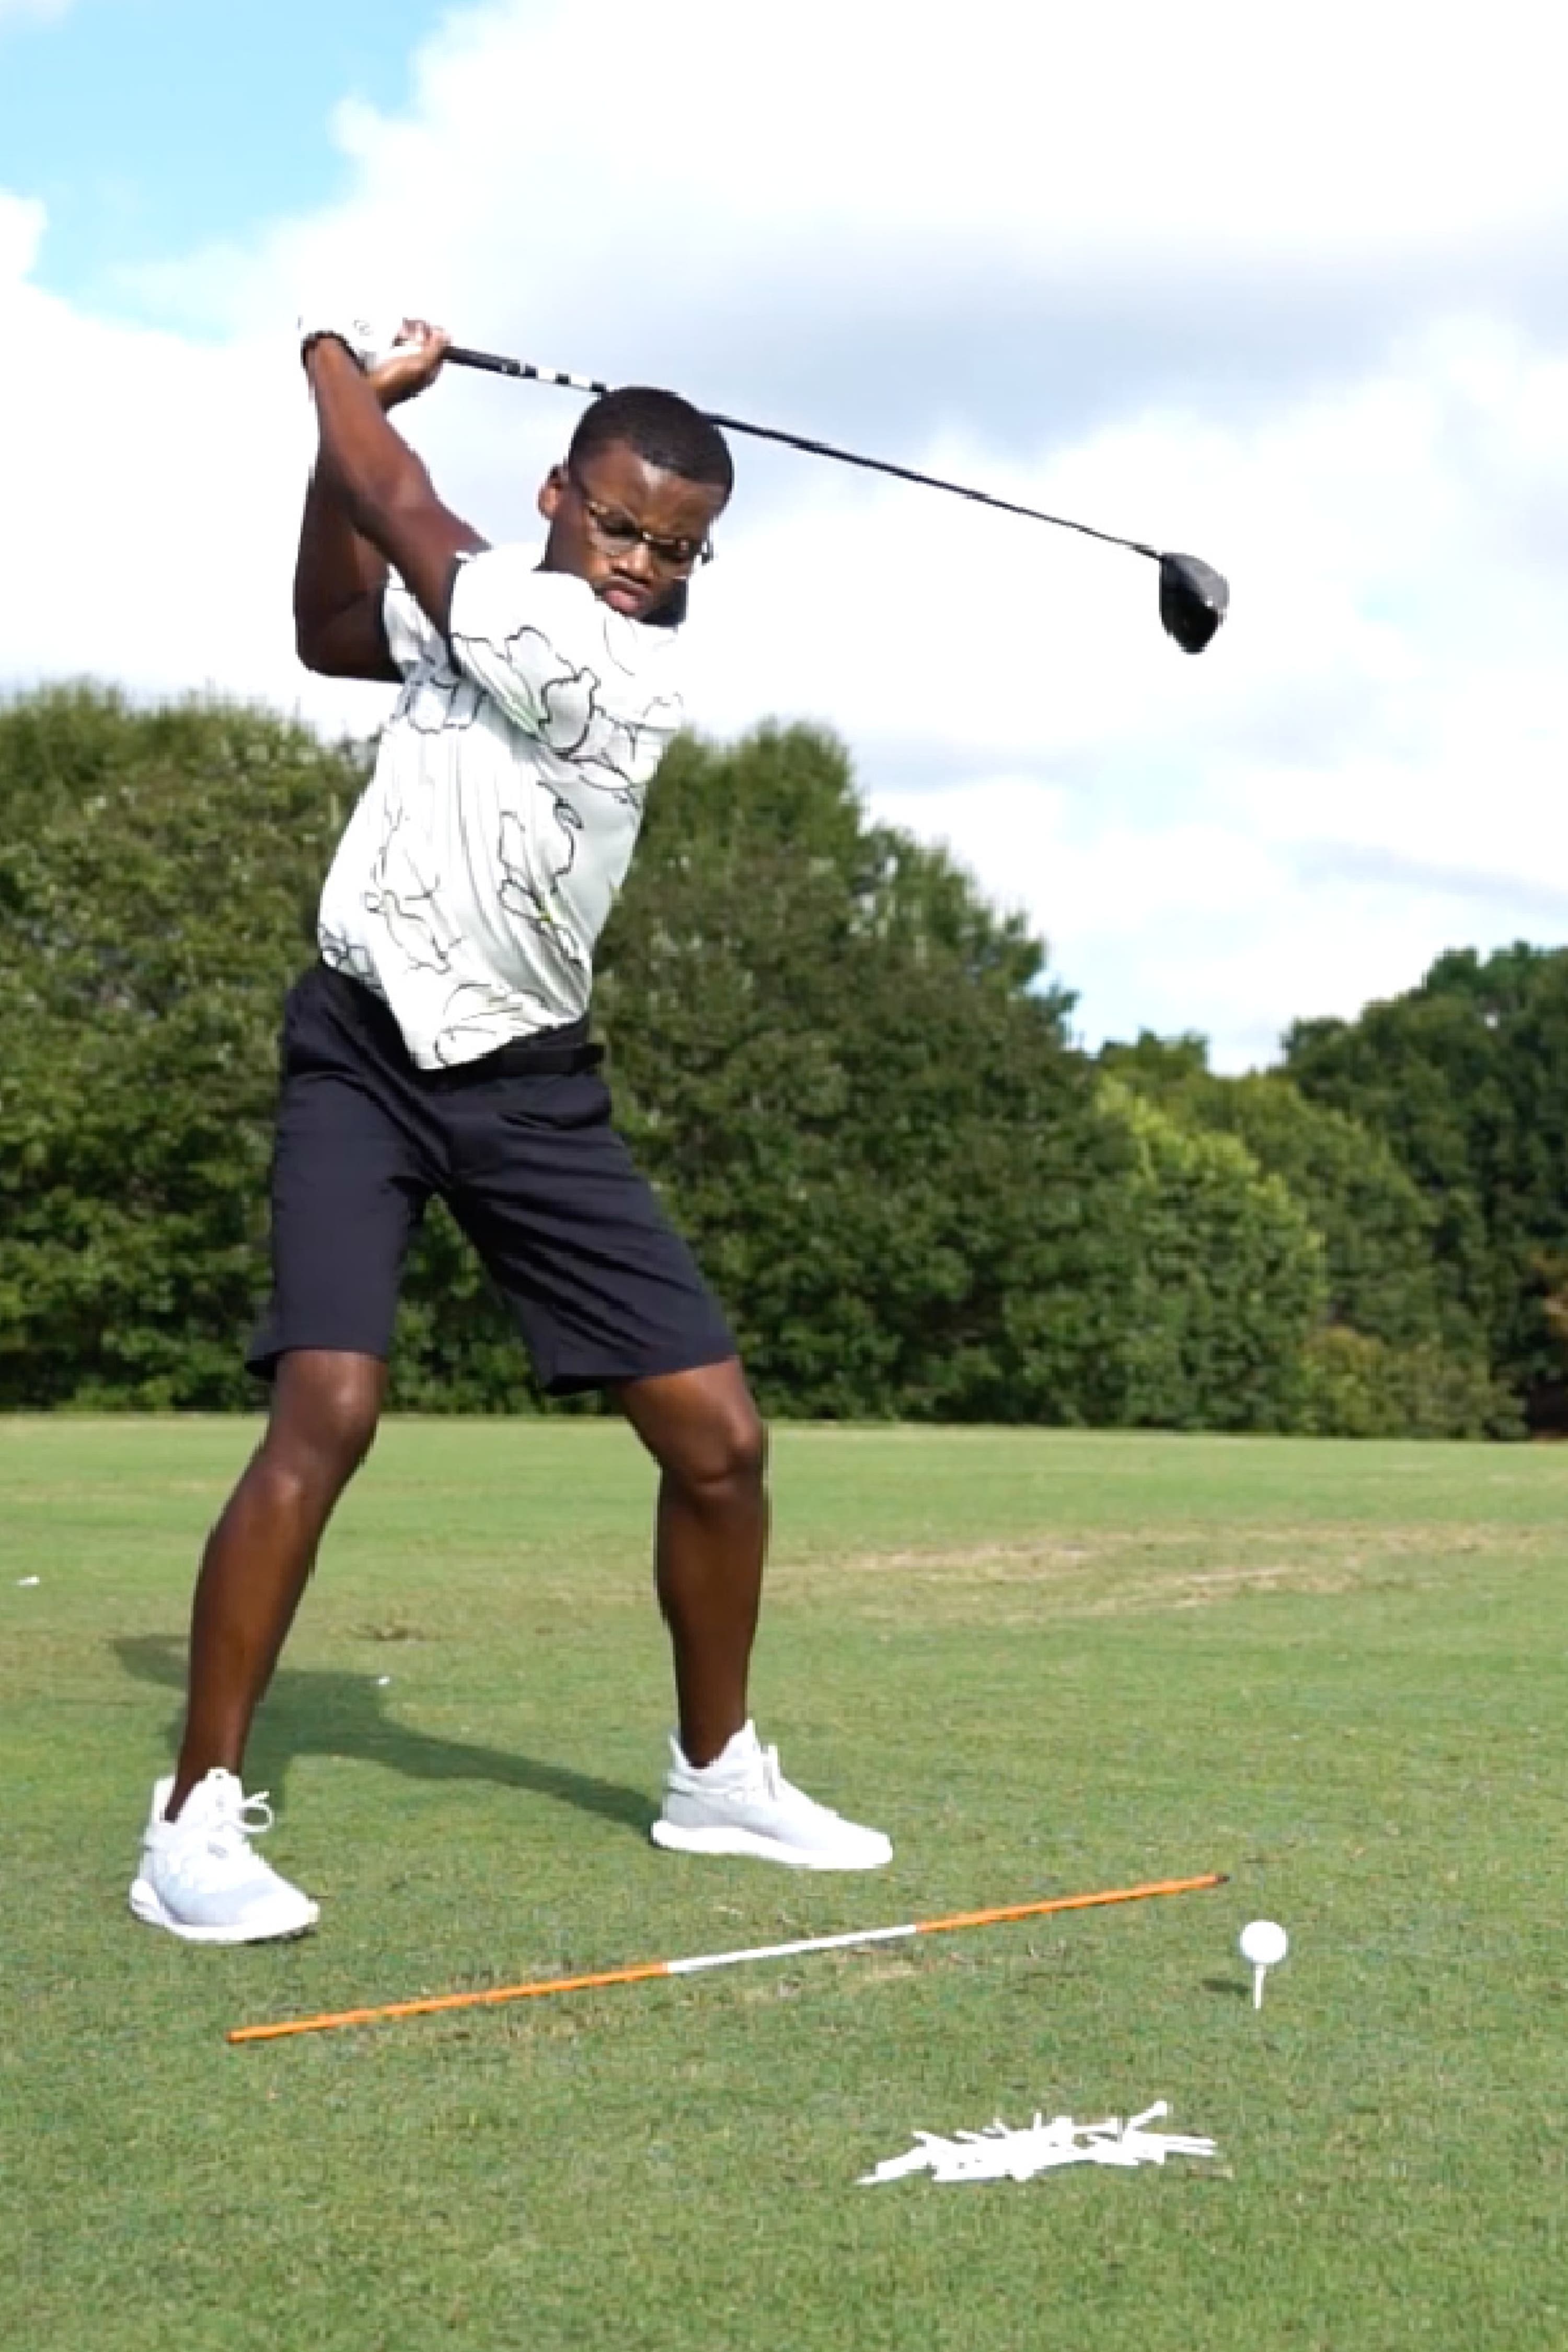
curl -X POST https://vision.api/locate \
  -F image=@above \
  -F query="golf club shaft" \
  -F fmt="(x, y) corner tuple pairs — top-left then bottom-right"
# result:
(444, 344), (1160, 563)
(228, 1871), (1227, 2044)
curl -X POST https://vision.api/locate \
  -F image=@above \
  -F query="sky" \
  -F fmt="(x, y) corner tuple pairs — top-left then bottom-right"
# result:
(4, 0), (1567, 1066)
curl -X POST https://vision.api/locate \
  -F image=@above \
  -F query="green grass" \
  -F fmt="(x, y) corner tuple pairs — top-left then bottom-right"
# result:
(4, 1416), (1567, 2350)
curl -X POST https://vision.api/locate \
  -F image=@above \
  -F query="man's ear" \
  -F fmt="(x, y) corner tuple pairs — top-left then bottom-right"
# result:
(538, 464), (568, 524)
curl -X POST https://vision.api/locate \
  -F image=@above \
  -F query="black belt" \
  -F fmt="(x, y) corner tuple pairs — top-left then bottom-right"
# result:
(317, 962), (602, 1082)
(438, 1031), (604, 1081)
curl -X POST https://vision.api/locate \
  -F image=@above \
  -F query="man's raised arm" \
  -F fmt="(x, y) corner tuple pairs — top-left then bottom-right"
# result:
(299, 321), (486, 647)
(293, 451), (399, 681)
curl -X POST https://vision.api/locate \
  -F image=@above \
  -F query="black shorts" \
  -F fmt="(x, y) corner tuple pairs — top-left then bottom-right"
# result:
(247, 963), (736, 1393)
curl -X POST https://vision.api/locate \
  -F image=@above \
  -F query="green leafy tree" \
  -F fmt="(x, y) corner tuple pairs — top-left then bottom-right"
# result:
(1285, 945), (1568, 1419)
(1100, 1032), (1458, 1351)
(1099, 1029), (1515, 1434)
(1294, 1327), (1516, 1440)
(1086, 1081), (1327, 1431)
(0, 685), (361, 1407)
(0, 685), (556, 1413)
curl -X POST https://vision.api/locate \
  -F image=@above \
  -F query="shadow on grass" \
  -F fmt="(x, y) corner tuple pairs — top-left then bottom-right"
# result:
(1201, 1976), (1250, 2000)
(112, 1635), (655, 1837)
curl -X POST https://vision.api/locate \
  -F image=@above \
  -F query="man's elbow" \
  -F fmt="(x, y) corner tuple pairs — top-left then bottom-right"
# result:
(295, 618), (330, 674)
(296, 602), (398, 684)
(295, 622), (359, 677)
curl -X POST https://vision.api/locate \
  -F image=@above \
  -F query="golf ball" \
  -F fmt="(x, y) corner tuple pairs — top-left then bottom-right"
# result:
(1239, 1919), (1288, 1967)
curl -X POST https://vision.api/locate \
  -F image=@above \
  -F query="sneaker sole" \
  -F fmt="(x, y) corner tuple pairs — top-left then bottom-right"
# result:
(128, 1877), (320, 1945)
(649, 1820), (892, 1870)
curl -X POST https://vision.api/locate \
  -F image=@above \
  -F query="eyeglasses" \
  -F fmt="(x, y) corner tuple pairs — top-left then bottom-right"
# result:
(567, 468), (714, 572)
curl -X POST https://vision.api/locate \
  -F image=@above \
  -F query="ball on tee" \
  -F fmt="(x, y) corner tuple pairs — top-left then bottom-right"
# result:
(1239, 1919), (1288, 1967)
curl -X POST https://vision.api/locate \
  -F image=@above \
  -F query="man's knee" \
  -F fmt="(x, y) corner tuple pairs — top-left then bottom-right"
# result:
(649, 1379), (768, 1498)
(694, 1398), (767, 1495)
(266, 1350), (386, 1487)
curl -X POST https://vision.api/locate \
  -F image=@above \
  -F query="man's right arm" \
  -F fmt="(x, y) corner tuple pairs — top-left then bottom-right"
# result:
(293, 459), (399, 681)
(294, 317), (474, 679)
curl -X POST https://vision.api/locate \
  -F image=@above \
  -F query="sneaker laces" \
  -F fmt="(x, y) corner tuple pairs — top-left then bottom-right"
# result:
(750, 1745), (841, 1824)
(684, 1735), (843, 1824)
(719, 1741), (787, 1801)
(195, 1782), (275, 1859)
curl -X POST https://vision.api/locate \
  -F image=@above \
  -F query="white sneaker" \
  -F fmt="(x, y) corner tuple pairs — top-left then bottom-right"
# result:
(129, 1769), (320, 1944)
(651, 1722), (892, 1870)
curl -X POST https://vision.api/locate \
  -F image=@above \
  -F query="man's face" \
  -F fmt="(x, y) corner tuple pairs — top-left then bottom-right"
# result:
(538, 439), (729, 620)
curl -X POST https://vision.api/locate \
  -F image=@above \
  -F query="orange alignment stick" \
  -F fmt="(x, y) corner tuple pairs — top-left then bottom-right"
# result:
(228, 1871), (1228, 2045)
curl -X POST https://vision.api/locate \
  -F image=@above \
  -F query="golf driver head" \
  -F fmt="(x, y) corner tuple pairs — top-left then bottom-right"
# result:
(1158, 553), (1229, 654)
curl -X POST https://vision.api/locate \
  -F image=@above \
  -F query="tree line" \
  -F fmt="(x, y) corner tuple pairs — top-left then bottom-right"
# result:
(1, 683), (1561, 1434)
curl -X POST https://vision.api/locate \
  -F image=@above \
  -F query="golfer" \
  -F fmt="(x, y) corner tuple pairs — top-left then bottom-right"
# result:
(130, 317), (890, 1943)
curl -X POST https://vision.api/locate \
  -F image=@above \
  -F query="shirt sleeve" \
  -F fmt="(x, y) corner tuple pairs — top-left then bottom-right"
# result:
(382, 577), (444, 678)
(446, 550), (628, 737)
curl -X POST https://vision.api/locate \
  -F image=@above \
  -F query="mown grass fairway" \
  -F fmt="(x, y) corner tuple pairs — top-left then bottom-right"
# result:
(4, 1417), (1566, 2350)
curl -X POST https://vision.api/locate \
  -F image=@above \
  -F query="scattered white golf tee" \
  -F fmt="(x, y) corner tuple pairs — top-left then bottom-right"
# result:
(1239, 1918), (1288, 2009)
(859, 2102), (1219, 2185)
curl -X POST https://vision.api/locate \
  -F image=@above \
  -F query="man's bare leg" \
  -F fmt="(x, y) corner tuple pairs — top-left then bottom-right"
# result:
(622, 1358), (891, 1867)
(167, 1348), (386, 1815)
(617, 1357), (767, 1767)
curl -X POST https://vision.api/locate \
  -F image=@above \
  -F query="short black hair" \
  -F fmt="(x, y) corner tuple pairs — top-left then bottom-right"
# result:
(568, 386), (734, 500)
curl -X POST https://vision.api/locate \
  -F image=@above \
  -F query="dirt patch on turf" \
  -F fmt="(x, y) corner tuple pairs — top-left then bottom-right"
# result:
(773, 1521), (1547, 1623)
(821, 1540), (1098, 1581)
(1080, 1558), (1368, 1613)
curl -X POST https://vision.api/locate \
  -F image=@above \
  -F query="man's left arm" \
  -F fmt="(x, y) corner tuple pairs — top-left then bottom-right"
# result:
(303, 328), (486, 635)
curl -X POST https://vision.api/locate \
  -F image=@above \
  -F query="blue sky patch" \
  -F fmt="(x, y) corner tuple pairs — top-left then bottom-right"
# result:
(1, 0), (449, 314)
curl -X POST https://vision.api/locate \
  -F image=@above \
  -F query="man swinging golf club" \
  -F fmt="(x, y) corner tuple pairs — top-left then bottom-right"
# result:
(130, 316), (891, 1943)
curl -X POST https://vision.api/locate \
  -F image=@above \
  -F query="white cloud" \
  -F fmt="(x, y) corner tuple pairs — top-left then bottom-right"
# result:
(0, 189), (44, 276)
(6, 0), (1568, 1067)
(0, 0), (73, 24)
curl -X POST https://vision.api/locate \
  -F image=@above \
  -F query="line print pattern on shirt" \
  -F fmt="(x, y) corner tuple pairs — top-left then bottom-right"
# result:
(495, 794), (589, 971)
(391, 659), (482, 737)
(430, 976), (559, 1065)
(317, 924), (377, 988)
(324, 585), (686, 1065)
(452, 622), (682, 803)
(360, 805), (455, 977)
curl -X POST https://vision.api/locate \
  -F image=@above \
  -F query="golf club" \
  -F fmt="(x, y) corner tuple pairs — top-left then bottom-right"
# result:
(444, 345), (1229, 654)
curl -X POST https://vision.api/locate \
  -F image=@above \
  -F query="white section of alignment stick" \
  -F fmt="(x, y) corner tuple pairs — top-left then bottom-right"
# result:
(669, 1924), (916, 1975)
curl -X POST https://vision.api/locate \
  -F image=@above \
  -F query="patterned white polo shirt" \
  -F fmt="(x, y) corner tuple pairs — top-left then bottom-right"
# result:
(316, 546), (685, 1069)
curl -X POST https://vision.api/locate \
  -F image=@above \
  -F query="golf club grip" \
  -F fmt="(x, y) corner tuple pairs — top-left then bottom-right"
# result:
(442, 345), (1158, 562)
(446, 347), (610, 399)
